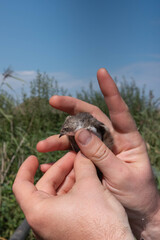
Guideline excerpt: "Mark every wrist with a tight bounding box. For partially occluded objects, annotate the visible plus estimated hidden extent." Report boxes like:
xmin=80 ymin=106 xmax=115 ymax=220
xmin=127 ymin=193 xmax=160 ymax=240
xmin=141 ymin=197 xmax=160 ymax=240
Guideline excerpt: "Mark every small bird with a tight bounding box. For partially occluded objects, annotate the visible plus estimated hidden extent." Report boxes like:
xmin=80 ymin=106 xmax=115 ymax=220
xmin=59 ymin=112 xmax=113 ymax=180
xmin=59 ymin=112 xmax=113 ymax=151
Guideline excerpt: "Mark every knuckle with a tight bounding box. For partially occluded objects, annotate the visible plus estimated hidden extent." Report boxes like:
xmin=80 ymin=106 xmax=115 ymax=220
xmin=91 ymin=142 xmax=110 ymax=163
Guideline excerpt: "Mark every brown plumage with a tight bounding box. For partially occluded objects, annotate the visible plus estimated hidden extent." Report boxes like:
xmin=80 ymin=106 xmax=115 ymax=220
xmin=59 ymin=112 xmax=113 ymax=181
xmin=59 ymin=112 xmax=113 ymax=152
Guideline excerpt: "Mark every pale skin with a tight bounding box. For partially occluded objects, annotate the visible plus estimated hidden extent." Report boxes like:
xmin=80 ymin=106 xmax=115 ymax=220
xmin=37 ymin=68 xmax=160 ymax=239
xmin=13 ymin=153 xmax=134 ymax=240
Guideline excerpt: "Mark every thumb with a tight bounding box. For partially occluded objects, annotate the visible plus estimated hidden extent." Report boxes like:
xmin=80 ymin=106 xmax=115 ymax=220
xmin=75 ymin=129 xmax=124 ymax=180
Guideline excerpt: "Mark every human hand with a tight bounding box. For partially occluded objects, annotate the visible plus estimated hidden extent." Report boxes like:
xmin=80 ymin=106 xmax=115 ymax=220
xmin=37 ymin=68 xmax=160 ymax=239
xmin=13 ymin=152 xmax=134 ymax=240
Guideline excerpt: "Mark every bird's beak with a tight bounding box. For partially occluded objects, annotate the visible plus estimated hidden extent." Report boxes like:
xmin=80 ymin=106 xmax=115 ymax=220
xmin=59 ymin=133 xmax=64 ymax=138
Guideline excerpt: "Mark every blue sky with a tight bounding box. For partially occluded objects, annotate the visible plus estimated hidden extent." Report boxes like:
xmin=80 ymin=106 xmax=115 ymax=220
xmin=0 ymin=0 xmax=160 ymax=98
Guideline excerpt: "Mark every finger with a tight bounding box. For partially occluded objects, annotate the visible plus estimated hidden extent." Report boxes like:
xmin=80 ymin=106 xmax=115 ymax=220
xmin=40 ymin=163 xmax=54 ymax=173
xmin=57 ymin=169 xmax=75 ymax=195
xmin=49 ymin=95 xmax=97 ymax=115
xmin=36 ymin=134 xmax=70 ymax=152
xmin=74 ymin=152 xmax=100 ymax=184
xmin=49 ymin=95 xmax=112 ymax=128
xmin=74 ymin=152 xmax=123 ymax=209
xmin=97 ymin=68 xmax=137 ymax=133
xmin=12 ymin=156 xmax=39 ymax=212
xmin=36 ymin=151 xmax=76 ymax=195
xmin=75 ymin=129 xmax=126 ymax=181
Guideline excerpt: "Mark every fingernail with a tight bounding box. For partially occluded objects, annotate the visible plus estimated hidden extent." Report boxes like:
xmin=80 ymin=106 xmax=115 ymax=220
xmin=77 ymin=130 xmax=92 ymax=145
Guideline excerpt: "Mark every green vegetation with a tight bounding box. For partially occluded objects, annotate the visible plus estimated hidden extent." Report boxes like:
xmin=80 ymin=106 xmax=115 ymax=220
xmin=0 ymin=71 xmax=160 ymax=239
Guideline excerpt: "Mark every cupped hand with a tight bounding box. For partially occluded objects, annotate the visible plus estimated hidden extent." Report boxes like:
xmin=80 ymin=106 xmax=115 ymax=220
xmin=13 ymin=152 xmax=134 ymax=240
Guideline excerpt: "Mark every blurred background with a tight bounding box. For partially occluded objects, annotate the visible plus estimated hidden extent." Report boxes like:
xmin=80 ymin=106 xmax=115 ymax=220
xmin=0 ymin=1 xmax=160 ymax=239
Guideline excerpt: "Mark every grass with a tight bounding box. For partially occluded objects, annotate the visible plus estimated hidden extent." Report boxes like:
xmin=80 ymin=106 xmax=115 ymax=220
xmin=0 ymin=72 xmax=160 ymax=239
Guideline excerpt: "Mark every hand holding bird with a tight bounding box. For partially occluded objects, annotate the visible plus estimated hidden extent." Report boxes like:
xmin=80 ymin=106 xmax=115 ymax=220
xmin=37 ymin=68 xmax=160 ymax=239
